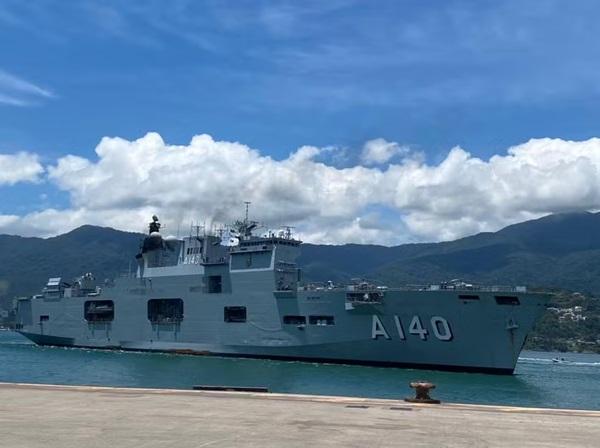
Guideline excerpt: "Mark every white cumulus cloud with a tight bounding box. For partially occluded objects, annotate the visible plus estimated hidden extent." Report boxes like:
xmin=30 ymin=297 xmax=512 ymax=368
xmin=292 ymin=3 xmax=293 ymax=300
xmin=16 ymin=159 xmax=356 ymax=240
xmin=0 ymin=152 xmax=44 ymax=185
xmin=3 ymin=133 xmax=600 ymax=244
xmin=360 ymin=138 xmax=409 ymax=165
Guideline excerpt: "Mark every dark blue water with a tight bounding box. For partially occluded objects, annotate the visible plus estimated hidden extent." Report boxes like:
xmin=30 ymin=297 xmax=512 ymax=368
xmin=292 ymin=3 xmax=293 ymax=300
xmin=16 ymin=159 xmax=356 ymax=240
xmin=1 ymin=330 xmax=599 ymax=410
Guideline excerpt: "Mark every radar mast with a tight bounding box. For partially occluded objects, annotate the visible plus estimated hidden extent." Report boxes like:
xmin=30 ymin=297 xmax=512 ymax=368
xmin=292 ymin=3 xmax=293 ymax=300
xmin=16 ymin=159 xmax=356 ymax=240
xmin=232 ymin=201 xmax=258 ymax=238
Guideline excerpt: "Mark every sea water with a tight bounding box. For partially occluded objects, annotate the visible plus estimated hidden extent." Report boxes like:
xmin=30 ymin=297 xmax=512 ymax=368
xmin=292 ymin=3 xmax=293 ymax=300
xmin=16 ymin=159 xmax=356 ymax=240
xmin=1 ymin=330 xmax=598 ymax=410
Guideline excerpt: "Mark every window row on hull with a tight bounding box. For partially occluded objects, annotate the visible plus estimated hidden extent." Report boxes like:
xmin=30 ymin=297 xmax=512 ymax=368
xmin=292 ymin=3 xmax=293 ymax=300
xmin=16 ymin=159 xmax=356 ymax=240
xmin=82 ymin=300 xmax=247 ymax=324
xmin=283 ymin=315 xmax=335 ymax=326
xmin=79 ymin=302 xmax=337 ymax=327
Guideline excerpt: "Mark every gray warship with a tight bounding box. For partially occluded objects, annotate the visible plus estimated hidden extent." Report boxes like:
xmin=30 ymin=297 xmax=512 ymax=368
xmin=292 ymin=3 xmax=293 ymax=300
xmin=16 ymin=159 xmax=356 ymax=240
xmin=15 ymin=213 xmax=550 ymax=374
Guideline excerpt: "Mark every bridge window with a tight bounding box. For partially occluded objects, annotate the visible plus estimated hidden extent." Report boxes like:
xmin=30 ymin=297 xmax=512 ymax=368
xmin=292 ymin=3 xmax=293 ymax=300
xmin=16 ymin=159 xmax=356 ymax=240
xmin=147 ymin=299 xmax=184 ymax=323
xmin=224 ymin=306 xmax=246 ymax=323
xmin=495 ymin=296 xmax=520 ymax=305
xmin=309 ymin=315 xmax=335 ymax=326
xmin=283 ymin=315 xmax=306 ymax=325
xmin=84 ymin=300 xmax=114 ymax=322
xmin=208 ymin=275 xmax=222 ymax=293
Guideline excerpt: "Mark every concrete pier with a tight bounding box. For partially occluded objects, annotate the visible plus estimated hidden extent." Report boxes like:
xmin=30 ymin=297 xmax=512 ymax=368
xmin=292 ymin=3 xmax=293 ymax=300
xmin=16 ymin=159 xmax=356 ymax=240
xmin=1 ymin=383 xmax=599 ymax=447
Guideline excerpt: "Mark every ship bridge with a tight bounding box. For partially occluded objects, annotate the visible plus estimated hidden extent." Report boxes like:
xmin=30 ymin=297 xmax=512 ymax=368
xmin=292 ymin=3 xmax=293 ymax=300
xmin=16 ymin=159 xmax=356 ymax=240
xmin=135 ymin=214 xmax=302 ymax=294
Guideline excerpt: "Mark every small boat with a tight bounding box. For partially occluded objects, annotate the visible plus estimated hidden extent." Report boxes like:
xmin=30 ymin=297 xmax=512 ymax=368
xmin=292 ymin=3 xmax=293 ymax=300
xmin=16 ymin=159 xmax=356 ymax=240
xmin=552 ymin=357 xmax=567 ymax=363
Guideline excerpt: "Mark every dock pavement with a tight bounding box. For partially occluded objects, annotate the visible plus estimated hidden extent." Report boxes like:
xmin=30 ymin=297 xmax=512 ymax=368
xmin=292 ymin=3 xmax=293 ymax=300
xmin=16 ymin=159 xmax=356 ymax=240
xmin=1 ymin=382 xmax=599 ymax=447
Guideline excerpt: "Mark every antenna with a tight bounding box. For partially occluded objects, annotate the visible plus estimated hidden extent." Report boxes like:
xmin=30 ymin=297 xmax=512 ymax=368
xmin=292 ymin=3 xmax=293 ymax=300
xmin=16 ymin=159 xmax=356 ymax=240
xmin=284 ymin=226 xmax=294 ymax=240
xmin=244 ymin=201 xmax=251 ymax=224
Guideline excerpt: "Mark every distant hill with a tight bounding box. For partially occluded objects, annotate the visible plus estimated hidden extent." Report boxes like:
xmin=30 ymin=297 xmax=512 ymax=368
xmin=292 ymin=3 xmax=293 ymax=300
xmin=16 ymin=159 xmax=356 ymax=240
xmin=0 ymin=225 xmax=142 ymax=303
xmin=300 ymin=212 xmax=600 ymax=294
xmin=3 ymin=212 xmax=600 ymax=305
xmin=388 ymin=212 xmax=600 ymax=292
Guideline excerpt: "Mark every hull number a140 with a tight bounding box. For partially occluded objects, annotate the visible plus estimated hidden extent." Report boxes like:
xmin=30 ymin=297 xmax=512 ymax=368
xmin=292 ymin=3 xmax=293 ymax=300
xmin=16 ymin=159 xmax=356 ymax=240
xmin=372 ymin=315 xmax=453 ymax=341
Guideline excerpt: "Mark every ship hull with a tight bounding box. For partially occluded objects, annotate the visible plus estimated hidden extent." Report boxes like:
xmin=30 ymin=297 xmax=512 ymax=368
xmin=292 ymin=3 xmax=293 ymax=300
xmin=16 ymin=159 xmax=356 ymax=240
xmin=17 ymin=331 xmax=515 ymax=374
xmin=15 ymin=274 xmax=549 ymax=374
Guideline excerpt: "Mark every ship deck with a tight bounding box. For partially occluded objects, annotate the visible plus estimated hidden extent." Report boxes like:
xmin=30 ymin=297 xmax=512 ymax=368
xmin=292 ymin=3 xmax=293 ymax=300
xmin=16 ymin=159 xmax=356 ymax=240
xmin=0 ymin=382 xmax=598 ymax=447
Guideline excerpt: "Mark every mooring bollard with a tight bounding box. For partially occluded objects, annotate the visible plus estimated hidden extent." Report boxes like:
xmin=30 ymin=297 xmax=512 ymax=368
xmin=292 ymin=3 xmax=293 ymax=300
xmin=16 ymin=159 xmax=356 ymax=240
xmin=404 ymin=381 xmax=440 ymax=404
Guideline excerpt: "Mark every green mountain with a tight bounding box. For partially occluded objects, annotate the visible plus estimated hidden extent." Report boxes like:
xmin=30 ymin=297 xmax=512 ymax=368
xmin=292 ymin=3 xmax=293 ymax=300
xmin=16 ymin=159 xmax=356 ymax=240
xmin=2 ymin=212 xmax=600 ymax=300
xmin=0 ymin=225 xmax=141 ymax=303
xmin=301 ymin=212 xmax=600 ymax=294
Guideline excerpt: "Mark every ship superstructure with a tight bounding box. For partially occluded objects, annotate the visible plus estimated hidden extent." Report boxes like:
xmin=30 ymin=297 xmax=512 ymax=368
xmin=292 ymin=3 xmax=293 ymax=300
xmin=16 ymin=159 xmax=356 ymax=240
xmin=15 ymin=214 xmax=550 ymax=374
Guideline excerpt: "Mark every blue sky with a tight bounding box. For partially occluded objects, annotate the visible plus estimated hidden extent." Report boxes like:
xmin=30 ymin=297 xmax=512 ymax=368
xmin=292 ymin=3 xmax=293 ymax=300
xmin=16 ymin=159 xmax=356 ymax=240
xmin=2 ymin=1 xmax=600 ymax=243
